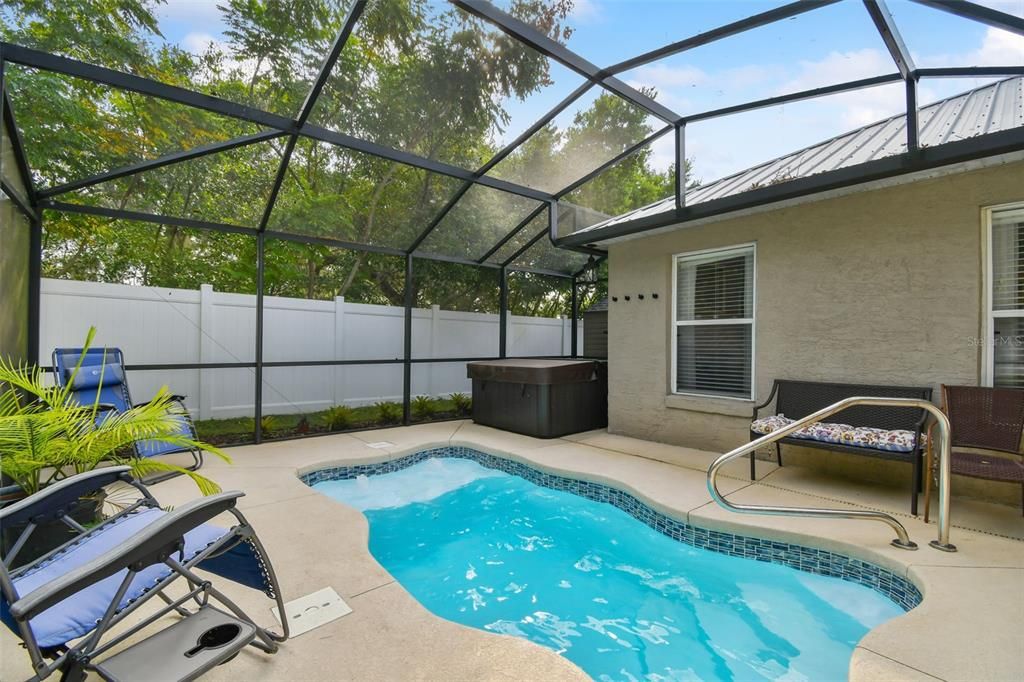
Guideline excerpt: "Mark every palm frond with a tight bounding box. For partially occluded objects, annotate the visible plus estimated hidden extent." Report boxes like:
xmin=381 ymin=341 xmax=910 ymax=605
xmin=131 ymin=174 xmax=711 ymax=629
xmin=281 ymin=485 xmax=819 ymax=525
xmin=128 ymin=458 xmax=223 ymax=496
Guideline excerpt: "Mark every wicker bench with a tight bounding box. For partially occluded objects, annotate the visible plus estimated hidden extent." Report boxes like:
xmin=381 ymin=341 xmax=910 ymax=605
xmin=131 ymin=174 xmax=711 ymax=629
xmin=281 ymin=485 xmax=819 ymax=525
xmin=750 ymin=379 xmax=933 ymax=515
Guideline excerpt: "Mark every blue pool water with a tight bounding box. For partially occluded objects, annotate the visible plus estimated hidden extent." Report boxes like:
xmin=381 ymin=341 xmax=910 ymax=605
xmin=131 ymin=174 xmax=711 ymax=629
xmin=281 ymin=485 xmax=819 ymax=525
xmin=314 ymin=458 xmax=905 ymax=681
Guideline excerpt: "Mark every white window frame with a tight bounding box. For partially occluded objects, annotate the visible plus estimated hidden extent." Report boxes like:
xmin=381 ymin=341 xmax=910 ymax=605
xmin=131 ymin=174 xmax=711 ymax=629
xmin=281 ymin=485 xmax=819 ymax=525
xmin=671 ymin=242 xmax=757 ymax=401
xmin=983 ymin=201 xmax=1024 ymax=387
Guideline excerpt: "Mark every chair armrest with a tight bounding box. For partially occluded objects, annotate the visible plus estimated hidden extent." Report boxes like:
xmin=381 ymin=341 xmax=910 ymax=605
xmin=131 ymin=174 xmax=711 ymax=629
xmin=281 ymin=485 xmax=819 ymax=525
xmin=0 ymin=466 xmax=134 ymax=526
xmin=751 ymin=382 xmax=780 ymax=420
xmin=9 ymin=491 xmax=245 ymax=622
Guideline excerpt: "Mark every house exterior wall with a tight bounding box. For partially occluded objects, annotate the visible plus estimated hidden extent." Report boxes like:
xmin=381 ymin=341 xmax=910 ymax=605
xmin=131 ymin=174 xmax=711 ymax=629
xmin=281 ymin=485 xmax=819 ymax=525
xmin=606 ymin=160 xmax=1024 ymax=492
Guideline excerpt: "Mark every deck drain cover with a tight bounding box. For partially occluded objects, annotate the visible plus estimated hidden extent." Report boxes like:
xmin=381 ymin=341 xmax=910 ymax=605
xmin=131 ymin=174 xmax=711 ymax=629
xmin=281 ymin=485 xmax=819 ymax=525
xmin=365 ymin=441 xmax=395 ymax=449
xmin=271 ymin=587 xmax=352 ymax=637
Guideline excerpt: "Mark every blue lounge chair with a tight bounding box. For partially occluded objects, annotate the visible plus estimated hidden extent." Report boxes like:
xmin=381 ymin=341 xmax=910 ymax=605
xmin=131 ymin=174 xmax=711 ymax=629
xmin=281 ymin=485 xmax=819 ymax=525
xmin=52 ymin=347 xmax=204 ymax=476
xmin=0 ymin=467 xmax=289 ymax=681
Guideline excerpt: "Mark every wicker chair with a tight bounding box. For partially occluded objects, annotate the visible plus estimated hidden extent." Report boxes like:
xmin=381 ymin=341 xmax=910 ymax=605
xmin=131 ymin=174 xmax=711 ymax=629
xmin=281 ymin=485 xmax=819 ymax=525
xmin=924 ymin=385 xmax=1024 ymax=521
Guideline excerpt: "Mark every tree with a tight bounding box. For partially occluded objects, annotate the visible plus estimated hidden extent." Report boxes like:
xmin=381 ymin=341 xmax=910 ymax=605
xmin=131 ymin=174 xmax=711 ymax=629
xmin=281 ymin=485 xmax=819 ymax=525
xmin=2 ymin=0 xmax=684 ymax=314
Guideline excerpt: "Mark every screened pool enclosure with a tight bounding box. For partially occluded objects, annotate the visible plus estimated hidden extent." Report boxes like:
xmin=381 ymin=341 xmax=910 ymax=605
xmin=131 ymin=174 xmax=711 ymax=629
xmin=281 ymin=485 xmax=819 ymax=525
xmin=1 ymin=0 xmax=1022 ymax=444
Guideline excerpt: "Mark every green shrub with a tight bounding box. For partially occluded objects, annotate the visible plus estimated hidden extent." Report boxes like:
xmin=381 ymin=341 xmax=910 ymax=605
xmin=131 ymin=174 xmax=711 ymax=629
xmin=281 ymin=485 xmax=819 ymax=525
xmin=375 ymin=401 xmax=402 ymax=424
xmin=259 ymin=415 xmax=278 ymax=436
xmin=411 ymin=395 xmax=437 ymax=420
xmin=322 ymin=405 xmax=354 ymax=431
xmin=245 ymin=413 xmax=278 ymax=436
xmin=450 ymin=392 xmax=471 ymax=415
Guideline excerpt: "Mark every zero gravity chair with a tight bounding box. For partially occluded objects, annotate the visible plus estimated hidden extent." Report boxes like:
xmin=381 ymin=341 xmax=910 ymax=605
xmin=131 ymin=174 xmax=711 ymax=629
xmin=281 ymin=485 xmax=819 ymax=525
xmin=0 ymin=467 xmax=289 ymax=681
xmin=52 ymin=347 xmax=204 ymax=476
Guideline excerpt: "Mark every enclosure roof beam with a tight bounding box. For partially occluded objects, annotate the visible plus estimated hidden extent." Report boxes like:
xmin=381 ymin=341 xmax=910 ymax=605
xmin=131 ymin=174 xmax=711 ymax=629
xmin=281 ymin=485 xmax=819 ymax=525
xmin=555 ymin=125 xmax=1024 ymax=247
xmin=555 ymin=125 xmax=673 ymax=199
xmin=910 ymin=0 xmax=1024 ymax=36
xmin=480 ymin=118 xmax=666 ymax=268
xmin=603 ymin=0 xmax=841 ymax=77
xmin=477 ymin=204 xmax=547 ymax=263
xmin=40 ymin=200 xmax=258 ymax=235
xmin=863 ymin=0 xmax=916 ymax=78
xmin=3 ymin=88 xmax=37 ymax=204
xmin=0 ymin=42 xmax=297 ymax=131
xmin=258 ymin=0 xmax=368 ymax=233
xmin=502 ymin=223 xmax=548 ymax=267
xmin=406 ymin=81 xmax=592 ymax=254
xmin=299 ymin=122 xmax=554 ymax=201
xmin=917 ymin=66 xmax=1024 ymax=78
xmin=450 ymin=0 xmax=679 ymax=123
xmin=38 ymin=130 xmax=287 ymax=199
xmin=0 ymin=41 xmax=553 ymax=205
xmin=1 ymin=179 xmax=37 ymax=221
xmin=39 ymin=199 xmax=573 ymax=277
xmin=682 ymin=73 xmax=903 ymax=124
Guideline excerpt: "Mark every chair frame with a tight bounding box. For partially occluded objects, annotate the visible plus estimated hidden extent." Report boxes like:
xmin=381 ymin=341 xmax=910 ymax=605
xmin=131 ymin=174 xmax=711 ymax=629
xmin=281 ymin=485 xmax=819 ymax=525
xmin=924 ymin=384 xmax=1024 ymax=521
xmin=0 ymin=467 xmax=289 ymax=681
xmin=51 ymin=347 xmax=204 ymax=478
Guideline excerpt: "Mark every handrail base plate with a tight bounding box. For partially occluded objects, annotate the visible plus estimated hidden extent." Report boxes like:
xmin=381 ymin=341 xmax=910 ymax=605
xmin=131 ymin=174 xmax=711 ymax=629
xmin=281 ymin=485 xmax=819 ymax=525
xmin=928 ymin=540 xmax=957 ymax=553
xmin=891 ymin=538 xmax=918 ymax=550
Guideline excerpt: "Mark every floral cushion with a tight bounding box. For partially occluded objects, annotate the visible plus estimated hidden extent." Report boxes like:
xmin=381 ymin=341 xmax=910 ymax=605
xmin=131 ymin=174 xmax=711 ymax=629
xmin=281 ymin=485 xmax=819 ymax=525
xmin=751 ymin=414 xmax=921 ymax=452
xmin=840 ymin=426 xmax=921 ymax=452
xmin=792 ymin=421 xmax=853 ymax=444
xmin=750 ymin=414 xmax=793 ymax=434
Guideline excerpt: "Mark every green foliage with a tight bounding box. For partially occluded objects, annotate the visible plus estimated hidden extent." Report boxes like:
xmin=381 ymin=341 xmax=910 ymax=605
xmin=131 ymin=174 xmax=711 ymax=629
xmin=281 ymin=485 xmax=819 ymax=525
xmin=0 ymin=327 xmax=228 ymax=495
xmin=449 ymin=392 xmax=471 ymax=415
xmin=322 ymin=405 xmax=354 ymax=431
xmin=374 ymin=401 xmax=402 ymax=425
xmin=1 ymin=0 xmax=686 ymax=311
xmin=411 ymin=395 xmax=436 ymax=420
xmin=259 ymin=415 xmax=277 ymax=436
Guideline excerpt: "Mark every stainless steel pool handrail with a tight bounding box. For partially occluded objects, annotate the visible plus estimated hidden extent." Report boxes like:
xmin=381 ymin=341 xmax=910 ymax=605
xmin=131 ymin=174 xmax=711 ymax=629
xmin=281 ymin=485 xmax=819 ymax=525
xmin=707 ymin=396 xmax=957 ymax=552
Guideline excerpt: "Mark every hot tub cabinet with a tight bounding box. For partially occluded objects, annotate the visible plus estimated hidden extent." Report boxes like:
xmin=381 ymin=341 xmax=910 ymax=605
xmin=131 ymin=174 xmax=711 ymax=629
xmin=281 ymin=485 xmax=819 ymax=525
xmin=467 ymin=359 xmax=607 ymax=438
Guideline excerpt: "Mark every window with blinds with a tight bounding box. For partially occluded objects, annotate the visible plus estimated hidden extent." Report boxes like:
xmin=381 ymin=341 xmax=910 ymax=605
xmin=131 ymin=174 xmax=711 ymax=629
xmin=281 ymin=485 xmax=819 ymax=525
xmin=989 ymin=204 xmax=1024 ymax=389
xmin=673 ymin=244 xmax=755 ymax=399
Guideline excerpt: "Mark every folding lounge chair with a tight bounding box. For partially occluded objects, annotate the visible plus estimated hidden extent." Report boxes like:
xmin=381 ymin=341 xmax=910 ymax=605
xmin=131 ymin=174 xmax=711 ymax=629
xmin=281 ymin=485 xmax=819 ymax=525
xmin=0 ymin=466 xmax=289 ymax=681
xmin=52 ymin=347 xmax=204 ymax=475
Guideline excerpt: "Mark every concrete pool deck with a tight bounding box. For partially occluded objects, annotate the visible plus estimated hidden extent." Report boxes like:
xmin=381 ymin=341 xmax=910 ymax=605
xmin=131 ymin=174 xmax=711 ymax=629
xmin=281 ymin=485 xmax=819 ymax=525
xmin=2 ymin=421 xmax=1022 ymax=681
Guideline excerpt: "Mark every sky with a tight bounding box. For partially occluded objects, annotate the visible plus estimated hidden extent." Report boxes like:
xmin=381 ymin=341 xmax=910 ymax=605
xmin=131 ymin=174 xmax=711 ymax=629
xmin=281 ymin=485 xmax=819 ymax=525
xmin=154 ymin=0 xmax=1024 ymax=186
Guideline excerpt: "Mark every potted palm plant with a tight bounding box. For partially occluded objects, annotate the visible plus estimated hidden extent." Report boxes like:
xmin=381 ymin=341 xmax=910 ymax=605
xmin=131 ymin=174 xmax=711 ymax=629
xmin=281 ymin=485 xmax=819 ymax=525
xmin=0 ymin=328 xmax=229 ymax=562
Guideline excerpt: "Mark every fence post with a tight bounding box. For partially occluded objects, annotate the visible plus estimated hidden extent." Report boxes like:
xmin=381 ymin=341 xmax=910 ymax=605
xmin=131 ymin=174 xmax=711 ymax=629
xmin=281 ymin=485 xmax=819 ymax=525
xmin=198 ymin=284 xmax=214 ymax=420
xmin=429 ymin=304 xmax=440 ymax=397
xmin=334 ymin=296 xmax=346 ymax=407
xmin=506 ymin=312 xmax=514 ymax=357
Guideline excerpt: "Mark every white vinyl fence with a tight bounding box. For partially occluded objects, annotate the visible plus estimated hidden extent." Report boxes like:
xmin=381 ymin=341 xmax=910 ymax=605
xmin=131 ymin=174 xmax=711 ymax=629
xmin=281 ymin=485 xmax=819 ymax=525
xmin=40 ymin=279 xmax=581 ymax=420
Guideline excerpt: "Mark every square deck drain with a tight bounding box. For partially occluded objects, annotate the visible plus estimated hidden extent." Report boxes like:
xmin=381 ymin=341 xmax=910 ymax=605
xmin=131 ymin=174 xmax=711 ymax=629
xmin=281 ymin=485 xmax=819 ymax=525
xmin=271 ymin=587 xmax=352 ymax=637
xmin=365 ymin=441 xmax=395 ymax=449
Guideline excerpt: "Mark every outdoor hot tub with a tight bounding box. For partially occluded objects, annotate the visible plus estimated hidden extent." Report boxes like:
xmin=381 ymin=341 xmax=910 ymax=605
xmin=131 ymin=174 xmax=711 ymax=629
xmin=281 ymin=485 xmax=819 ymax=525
xmin=466 ymin=359 xmax=607 ymax=438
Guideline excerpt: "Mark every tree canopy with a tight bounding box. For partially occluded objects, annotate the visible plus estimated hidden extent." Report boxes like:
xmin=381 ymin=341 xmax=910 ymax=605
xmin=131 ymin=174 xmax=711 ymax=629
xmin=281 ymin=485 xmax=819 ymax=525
xmin=2 ymin=0 xmax=688 ymax=314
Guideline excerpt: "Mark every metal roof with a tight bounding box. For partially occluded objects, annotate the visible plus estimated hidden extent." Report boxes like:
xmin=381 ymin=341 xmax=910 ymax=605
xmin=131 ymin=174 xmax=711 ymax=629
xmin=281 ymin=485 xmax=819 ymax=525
xmin=578 ymin=77 xmax=1024 ymax=235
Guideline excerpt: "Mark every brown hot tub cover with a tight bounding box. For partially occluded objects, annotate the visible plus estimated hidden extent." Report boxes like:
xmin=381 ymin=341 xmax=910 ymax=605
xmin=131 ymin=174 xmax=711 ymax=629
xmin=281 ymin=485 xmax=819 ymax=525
xmin=466 ymin=359 xmax=597 ymax=385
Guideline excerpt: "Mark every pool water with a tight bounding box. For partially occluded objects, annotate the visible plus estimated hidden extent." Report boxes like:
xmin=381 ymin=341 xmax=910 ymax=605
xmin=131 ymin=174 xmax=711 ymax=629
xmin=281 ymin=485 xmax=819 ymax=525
xmin=314 ymin=458 xmax=904 ymax=681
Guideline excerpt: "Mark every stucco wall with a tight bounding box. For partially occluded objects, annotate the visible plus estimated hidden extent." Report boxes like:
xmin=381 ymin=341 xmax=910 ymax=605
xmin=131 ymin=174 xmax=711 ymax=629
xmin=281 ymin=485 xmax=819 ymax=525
xmin=607 ymin=161 xmax=1024 ymax=468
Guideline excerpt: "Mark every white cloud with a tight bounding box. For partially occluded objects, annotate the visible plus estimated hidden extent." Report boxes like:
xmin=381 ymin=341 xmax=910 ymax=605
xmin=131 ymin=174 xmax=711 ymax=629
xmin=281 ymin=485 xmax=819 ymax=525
xmin=181 ymin=32 xmax=226 ymax=56
xmin=570 ymin=0 xmax=603 ymax=24
xmin=969 ymin=27 xmax=1024 ymax=65
xmin=155 ymin=0 xmax=227 ymax=26
xmin=631 ymin=62 xmax=708 ymax=88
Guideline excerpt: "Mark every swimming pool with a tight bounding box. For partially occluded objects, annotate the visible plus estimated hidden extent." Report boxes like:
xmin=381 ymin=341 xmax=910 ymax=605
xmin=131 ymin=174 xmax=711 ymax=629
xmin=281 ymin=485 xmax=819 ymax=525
xmin=304 ymin=448 xmax=917 ymax=681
